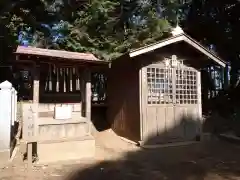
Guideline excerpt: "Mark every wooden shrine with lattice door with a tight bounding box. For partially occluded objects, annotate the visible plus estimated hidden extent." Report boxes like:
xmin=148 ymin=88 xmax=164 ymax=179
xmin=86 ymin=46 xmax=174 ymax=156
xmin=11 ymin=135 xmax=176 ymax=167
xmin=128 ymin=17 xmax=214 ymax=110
xmin=144 ymin=55 xmax=200 ymax=143
xmin=107 ymin=30 xmax=226 ymax=145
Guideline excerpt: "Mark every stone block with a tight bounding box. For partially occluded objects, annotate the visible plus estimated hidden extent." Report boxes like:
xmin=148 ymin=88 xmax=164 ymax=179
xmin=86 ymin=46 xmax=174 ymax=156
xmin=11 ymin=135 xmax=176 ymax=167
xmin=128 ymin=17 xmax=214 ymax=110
xmin=37 ymin=136 xmax=95 ymax=164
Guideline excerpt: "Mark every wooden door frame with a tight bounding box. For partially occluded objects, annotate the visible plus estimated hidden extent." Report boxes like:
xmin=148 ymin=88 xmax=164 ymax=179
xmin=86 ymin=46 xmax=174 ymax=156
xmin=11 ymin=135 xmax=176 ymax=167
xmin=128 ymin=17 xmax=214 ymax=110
xmin=140 ymin=62 xmax=202 ymax=142
xmin=139 ymin=66 xmax=147 ymax=141
xmin=197 ymin=71 xmax=202 ymax=137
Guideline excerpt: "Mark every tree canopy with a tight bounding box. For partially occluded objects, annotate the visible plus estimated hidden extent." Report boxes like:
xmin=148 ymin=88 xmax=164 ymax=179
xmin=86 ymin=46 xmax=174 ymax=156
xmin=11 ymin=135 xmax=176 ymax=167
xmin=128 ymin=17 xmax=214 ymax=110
xmin=1 ymin=0 xmax=240 ymax=67
xmin=0 ymin=0 xmax=190 ymax=61
xmin=60 ymin=0 xmax=191 ymax=60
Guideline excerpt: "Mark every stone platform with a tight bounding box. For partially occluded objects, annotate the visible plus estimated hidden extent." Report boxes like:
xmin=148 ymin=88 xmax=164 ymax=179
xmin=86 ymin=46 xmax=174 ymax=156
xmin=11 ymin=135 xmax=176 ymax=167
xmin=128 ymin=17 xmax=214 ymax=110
xmin=37 ymin=135 xmax=95 ymax=164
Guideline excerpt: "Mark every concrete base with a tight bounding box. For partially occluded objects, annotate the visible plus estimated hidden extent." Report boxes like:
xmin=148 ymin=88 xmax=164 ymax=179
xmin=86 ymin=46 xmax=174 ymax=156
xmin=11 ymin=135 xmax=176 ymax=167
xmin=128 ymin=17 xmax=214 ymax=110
xmin=201 ymin=133 xmax=219 ymax=141
xmin=139 ymin=141 xmax=199 ymax=149
xmin=0 ymin=149 xmax=10 ymax=167
xmin=218 ymin=133 xmax=240 ymax=144
xmin=37 ymin=135 xmax=95 ymax=164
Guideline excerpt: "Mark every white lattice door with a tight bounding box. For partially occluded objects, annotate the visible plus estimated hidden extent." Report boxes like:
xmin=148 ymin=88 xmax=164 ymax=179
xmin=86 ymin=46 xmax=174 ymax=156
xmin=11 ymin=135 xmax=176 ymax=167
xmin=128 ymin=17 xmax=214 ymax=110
xmin=142 ymin=55 xmax=201 ymax=143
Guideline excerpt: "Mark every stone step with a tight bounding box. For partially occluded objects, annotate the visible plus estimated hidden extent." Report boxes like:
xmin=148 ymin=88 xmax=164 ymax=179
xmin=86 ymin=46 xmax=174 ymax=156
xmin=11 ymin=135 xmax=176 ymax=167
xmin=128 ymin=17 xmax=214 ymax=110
xmin=38 ymin=114 xmax=90 ymax=142
xmin=37 ymin=135 xmax=95 ymax=164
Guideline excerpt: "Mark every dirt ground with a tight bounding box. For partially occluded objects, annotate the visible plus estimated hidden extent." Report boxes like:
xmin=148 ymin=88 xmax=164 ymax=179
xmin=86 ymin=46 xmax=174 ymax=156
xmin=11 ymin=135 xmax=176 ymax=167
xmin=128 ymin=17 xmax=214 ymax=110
xmin=1 ymin=131 xmax=240 ymax=180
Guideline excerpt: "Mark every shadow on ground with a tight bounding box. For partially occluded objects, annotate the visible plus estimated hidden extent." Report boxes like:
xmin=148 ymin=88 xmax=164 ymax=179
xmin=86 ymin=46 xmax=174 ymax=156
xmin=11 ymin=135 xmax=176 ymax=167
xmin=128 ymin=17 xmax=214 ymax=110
xmin=63 ymin=140 xmax=240 ymax=180
xmin=63 ymin=115 xmax=240 ymax=180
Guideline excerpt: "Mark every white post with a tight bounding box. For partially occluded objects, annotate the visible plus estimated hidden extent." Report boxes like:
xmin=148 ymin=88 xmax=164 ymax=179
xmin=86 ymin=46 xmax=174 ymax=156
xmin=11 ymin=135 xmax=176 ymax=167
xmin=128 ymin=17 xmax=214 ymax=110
xmin=0 ymin=81 xmax=12 ymax=154
xmin=11 ymin=88 xmax=14 ymax=126
xmin=11 ymin=87 xmax=17 ymax=126
xmin=14 ymin=89 xmax=17 ymax=124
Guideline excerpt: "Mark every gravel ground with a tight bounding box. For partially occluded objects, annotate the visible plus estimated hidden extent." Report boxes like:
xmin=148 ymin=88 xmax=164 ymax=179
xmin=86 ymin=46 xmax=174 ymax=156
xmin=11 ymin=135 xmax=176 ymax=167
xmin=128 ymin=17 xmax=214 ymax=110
xmin=1 ymin=130 xmax=240 ymax=180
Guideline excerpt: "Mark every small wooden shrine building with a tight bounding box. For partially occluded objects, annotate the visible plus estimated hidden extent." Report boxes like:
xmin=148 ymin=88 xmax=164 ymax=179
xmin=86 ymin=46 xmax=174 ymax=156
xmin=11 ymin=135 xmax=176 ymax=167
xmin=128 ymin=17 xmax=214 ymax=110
xmin=107 ymin=27 xmax=226 ymax=145
xmin=15 ymin=46 xmax=108 ymax=163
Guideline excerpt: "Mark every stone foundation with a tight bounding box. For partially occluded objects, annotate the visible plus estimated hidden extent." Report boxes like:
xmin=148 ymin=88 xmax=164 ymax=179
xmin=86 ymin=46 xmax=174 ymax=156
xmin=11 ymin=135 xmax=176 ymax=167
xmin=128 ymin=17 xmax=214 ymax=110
xmin=37 ymin=135 xmax=95 ymax=164
xmin=0 ymin=149 xmax=10 ymax=167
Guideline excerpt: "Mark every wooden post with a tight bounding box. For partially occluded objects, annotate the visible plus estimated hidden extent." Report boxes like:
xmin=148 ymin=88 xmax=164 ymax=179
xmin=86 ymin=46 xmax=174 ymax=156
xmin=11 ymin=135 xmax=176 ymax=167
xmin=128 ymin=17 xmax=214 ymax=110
xmin=69 ymin=68 xmax=73 ymax=92
xmin=27 ymin=143 xmax=33 ymax=169
xmin=80 ymin=69 xmax=86 ymax=117
xmin=224 ymin=64 xmax=229 ymax=90
xmin=28 ymin=64 xmax=40 ymax=169
xmin=197 ymin=71 xmax=202 ymax=139
xmin=80 ymin=68 xmax=91 ymax=134
xmin=139 ymin=68 xmax=143 ymax=141
xmin=141 ymin=67 xmax=147 ymax=142
xmin=85 ymin=68 xmax=91 ymax=134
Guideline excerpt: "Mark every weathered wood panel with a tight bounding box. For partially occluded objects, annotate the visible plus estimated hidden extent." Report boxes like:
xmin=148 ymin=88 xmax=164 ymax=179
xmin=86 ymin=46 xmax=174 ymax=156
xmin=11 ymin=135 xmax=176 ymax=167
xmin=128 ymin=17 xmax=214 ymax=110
xmin=141 ymin=54 xmax=201 ymax=144
xmin=107 ymin=55 xmax=141 ymax=141
xmin=156 ymin=107 xmax=166 ymax=136
xmin=146 ymin=107 xmax=158 ymax=138
xmin=165 ymin=106 xmax=176 ymax=138
xmin=32 ymin=65 xmax=40 ymax=142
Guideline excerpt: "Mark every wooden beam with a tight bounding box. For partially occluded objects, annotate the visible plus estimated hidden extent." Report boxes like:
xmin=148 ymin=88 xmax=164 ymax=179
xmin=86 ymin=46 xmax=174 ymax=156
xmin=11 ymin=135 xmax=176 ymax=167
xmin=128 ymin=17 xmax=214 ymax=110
xmin=139 ymin=67 xmax=143 ymax=140
xmin=16 ymin=54 xmax=107 ymax=66
xmin=27 ymin=142 xmax=33 ymax=170
xmin=224 ymin=65 xmax=229 ymax=90
xmin=197 ymin=71 xmax=203 ymax=139
xmin=85 ymin=68 xmax=92 ymax=134
xmin=80 ymin=68 xmax=92 ymax=134
xmin=80 ymin=70 xmax=86 ymax=117
xmin=141 ymin=67 xmax=147 ymax=141
xmin=28 ymin=64 xmax=40 ymax=168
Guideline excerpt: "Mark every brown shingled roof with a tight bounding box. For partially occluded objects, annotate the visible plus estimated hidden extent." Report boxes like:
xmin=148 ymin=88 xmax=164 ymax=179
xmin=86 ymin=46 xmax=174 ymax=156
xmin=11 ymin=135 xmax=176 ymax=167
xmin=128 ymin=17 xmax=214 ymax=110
xmin=129 ymin=33 xmax=226 ymax=67
xmin=15 ymin=46 xmax=105 ymax=63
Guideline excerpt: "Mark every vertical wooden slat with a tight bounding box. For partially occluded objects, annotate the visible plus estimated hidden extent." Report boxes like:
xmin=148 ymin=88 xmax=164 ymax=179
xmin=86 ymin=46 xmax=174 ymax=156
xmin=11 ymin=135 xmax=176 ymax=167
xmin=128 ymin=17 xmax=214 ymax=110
xmin=49 ymin=64 xmax=52 ymax=91
xmin=80 ymin=69 xmax=85 ymax=117
xmin=63 ymin=68 xmax=66 ymax=92
xmin=52 ymin=65 xmax=56 ymax=92
xmin=66 ymin=68 xmax=69 ymax=92
xmin=56 ymin=67 xmax=59 ymax=92
xmin=44 ymin=68 xmax=48 ymax=92
xmin=76 ymin=68 xmax=80 ymax=90
xmin=59 ymin=67 xmax=62 ymax=92
xmin=72 ymin=68 xmax=76 ymax=91
xmin=69 ymin=68 xmax=73 ymax=92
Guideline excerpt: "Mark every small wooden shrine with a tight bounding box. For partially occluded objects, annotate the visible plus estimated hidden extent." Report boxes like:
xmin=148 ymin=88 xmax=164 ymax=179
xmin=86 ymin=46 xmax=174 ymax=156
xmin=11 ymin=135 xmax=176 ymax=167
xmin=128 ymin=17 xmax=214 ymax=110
xmin=107 ymin=27 xmax=226 ymax=145
xmin=15 ymin=46 xmax=108 ymax=163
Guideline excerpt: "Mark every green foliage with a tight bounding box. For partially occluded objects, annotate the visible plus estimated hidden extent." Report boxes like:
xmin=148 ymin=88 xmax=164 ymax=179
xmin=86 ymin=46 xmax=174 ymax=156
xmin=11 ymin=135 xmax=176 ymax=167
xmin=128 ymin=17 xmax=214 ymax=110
xmin=184 ymin=0 xmax=240 ymax=87
xmin=0 ymin=0 xmax=62 ymax=63
xmin=0 ymin=0 xmax=190 ymax=61
xmin=60 ymin=0 xmax=174 ymax=61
